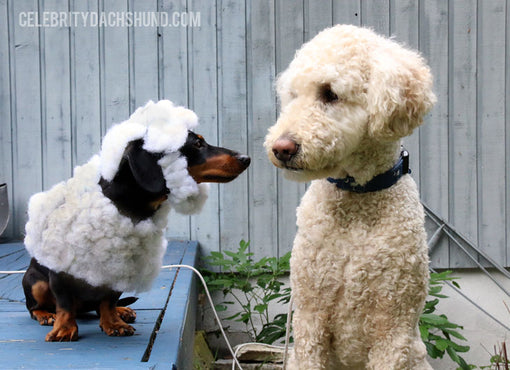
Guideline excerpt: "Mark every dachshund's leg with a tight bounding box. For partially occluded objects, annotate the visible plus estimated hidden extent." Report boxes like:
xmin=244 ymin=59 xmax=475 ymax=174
xmin=99 ymin=298 xmax=135 ymax=336
xmin=45 ymin=271 xmax=78 ymax=342
xmin=22 ymin=259 xmax=56 ymax=326
xmin=45 ymin=306 xmax=78 ymax=342
xmin=29 ymin=280 xmax=56 ymax=325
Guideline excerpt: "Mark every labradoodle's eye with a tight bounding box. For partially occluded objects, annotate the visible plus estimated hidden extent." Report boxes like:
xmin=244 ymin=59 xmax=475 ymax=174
xmin=319 ymin=84 xmax=339 ymax=103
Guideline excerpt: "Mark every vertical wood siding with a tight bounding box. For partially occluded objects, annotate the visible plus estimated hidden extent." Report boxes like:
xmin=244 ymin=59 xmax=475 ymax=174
xmin=1 ymin=0 xmax=509 ymax=268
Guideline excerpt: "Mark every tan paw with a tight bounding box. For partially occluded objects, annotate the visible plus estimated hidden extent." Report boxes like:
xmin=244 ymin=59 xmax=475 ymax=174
xmin=116 ymin=306 xmax=136 ymax=323
xmin=32 ymin=310 xmax=56 ymax=326
xmin=45 ymin=324 xmax=78 ymax=342
xmin=100 ymin=322 xmax=135 ymax=336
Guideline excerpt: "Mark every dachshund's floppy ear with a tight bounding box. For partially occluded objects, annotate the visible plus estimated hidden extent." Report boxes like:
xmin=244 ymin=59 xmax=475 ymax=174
xmin=124 ymin=140 xmax=167 ymax=194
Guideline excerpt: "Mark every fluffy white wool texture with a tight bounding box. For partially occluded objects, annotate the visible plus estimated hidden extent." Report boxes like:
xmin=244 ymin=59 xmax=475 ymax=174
xmin=24 ymin=100 xmax=208 ymax=292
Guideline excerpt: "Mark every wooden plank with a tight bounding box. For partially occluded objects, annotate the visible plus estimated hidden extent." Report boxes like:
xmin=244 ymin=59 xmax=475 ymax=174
xmin=40 ymin=0 xmax=72 ymax=188
xmin=391 ymin=0 xmax=421 ymax=189
xmin=130 ymin=0 xmax=159 ymax=109
xmin=305 ymin=0 xmax=333 ymax=41
xmin=216 ymin=0 xmax=250 ymax=254
xmin=476 ymin=0 xmax=506 ymax=264
xmin=174 ymin=242 xmax=198 ymax=368
xmin=0 ymin=300 xmax=26 ymax=312
xmin=159 ymin=0 xmax=191 ymax=240
xmin=419 ymin=0 xmax=449 ymax=268
xmin=102 ymin=0 xmax=130 ymax=131
xmin=246 ymin=0 xmax=278 ymax=259
xmin=188 ymin=0 xmax=220 ymax=255
xmin=275 ymin=0 xmax=304 ymax=74
xmin=0 ymin=242 xmax=25 ymax=256
xmin=71 ymin=0 xmax=102 ymax=166
xmin=361 ymin=0 xmax=390 ymax=36
xmin=390 ymin=0 xmax=419 ymax=45
xmin=0 ymin=0 xmax=14 ymax=238
xmin=333 ymin=0 xmax=361 ymax=26
xmin=507 ymin=1 xmax=510 ymax=267
xmin=275 ymin=0 xmax=305 ymax=256
xmin=448 ymin=0 xmax=478 ymax=268
xmin=11 ymin=0 xmax=43 ymax=237
xmin=159 ymin=0 xmax=189 ymax=107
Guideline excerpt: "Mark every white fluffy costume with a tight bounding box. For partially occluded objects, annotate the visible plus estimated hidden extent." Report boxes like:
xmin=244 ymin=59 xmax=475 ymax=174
xmin=265 ymin=25 xmax=436 ymax=369
xmin=25 ymin=100 xmax=208 ymax=293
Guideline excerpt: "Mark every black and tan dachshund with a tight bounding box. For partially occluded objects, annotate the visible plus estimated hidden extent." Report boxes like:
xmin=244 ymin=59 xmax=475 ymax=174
xmin=22 ymin=131 xmax=250 ymax=341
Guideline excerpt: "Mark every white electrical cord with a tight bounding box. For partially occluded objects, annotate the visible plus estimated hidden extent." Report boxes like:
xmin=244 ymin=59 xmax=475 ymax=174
xmin=0 ymin=264 xmax=293 ymax=370
xmin=0 ymin=270 xmax=26 ymax=274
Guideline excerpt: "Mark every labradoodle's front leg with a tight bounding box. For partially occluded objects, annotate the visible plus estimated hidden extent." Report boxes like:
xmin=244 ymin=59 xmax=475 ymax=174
xmin=287 ymin=307 xmax=332 ymax=370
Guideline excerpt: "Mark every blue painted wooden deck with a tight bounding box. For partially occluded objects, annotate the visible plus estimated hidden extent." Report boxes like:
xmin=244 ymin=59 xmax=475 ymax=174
xmin=0 ymin=240 xmax=199 ymax=369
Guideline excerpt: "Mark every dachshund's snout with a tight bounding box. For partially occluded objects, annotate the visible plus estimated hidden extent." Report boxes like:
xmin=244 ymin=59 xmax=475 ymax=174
xmin=272 ymin=137 xmax=299 ymax=163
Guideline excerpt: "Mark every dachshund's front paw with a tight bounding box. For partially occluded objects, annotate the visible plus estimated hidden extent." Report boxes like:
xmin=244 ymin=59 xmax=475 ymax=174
xmin=100 ymin=321 xmax=135 ymax=336
xmin=45 ymin=323 xmax=78 ymax=342
xmin=32 ymin=310 xmax=56 ymax=326
xmin=45 ymin=310 xmax=78 ymax=341
xmin=116 ymin=306 xmax=136 ymax=323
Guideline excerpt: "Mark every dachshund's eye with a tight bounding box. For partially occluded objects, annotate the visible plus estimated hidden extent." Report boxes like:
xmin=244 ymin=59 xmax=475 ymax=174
xmin=194 ymin=139 xmax=203 ymax=149
xmin=319 ymin=84 xmax=339 ymax=103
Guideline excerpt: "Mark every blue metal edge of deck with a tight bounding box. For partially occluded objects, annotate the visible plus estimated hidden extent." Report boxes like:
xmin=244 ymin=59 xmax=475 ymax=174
xmin=0 ymin=240 xmax=200 ymax=369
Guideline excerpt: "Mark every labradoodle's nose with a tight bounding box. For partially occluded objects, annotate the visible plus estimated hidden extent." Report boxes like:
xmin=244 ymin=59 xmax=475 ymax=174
xmin=272 ymin=138 xmax=298 ymax=162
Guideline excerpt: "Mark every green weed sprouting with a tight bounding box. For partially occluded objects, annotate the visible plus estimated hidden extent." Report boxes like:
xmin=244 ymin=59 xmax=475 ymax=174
xmin=201 ymin=240 xmax=291 ymax=344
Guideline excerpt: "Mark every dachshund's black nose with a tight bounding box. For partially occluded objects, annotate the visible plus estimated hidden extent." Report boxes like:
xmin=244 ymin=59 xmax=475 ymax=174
xmin=238 ymin=155 xmax=251 ymax=168
xmin=272 ymin=137 xmax=298 ymax=162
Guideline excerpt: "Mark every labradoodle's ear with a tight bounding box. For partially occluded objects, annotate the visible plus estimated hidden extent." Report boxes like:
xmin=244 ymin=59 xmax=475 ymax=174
xmin=367 ymin=46 xmax=436 ymax=141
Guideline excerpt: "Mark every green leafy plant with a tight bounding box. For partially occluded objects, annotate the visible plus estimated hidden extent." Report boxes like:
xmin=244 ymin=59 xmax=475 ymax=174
xmin=201 ymin=240 xmax=291 ymax=344
xmin=420 ymin=271 xmax=473 ymax=370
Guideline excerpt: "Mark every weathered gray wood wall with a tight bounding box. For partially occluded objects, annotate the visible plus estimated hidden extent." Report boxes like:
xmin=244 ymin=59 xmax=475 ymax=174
xmin=1 ymin=0 xmax=509 ymax=268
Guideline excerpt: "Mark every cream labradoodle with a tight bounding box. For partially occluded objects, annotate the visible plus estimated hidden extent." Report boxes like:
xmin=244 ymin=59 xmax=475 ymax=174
xmin=265 ymin=25 xmax=436 ymax=369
